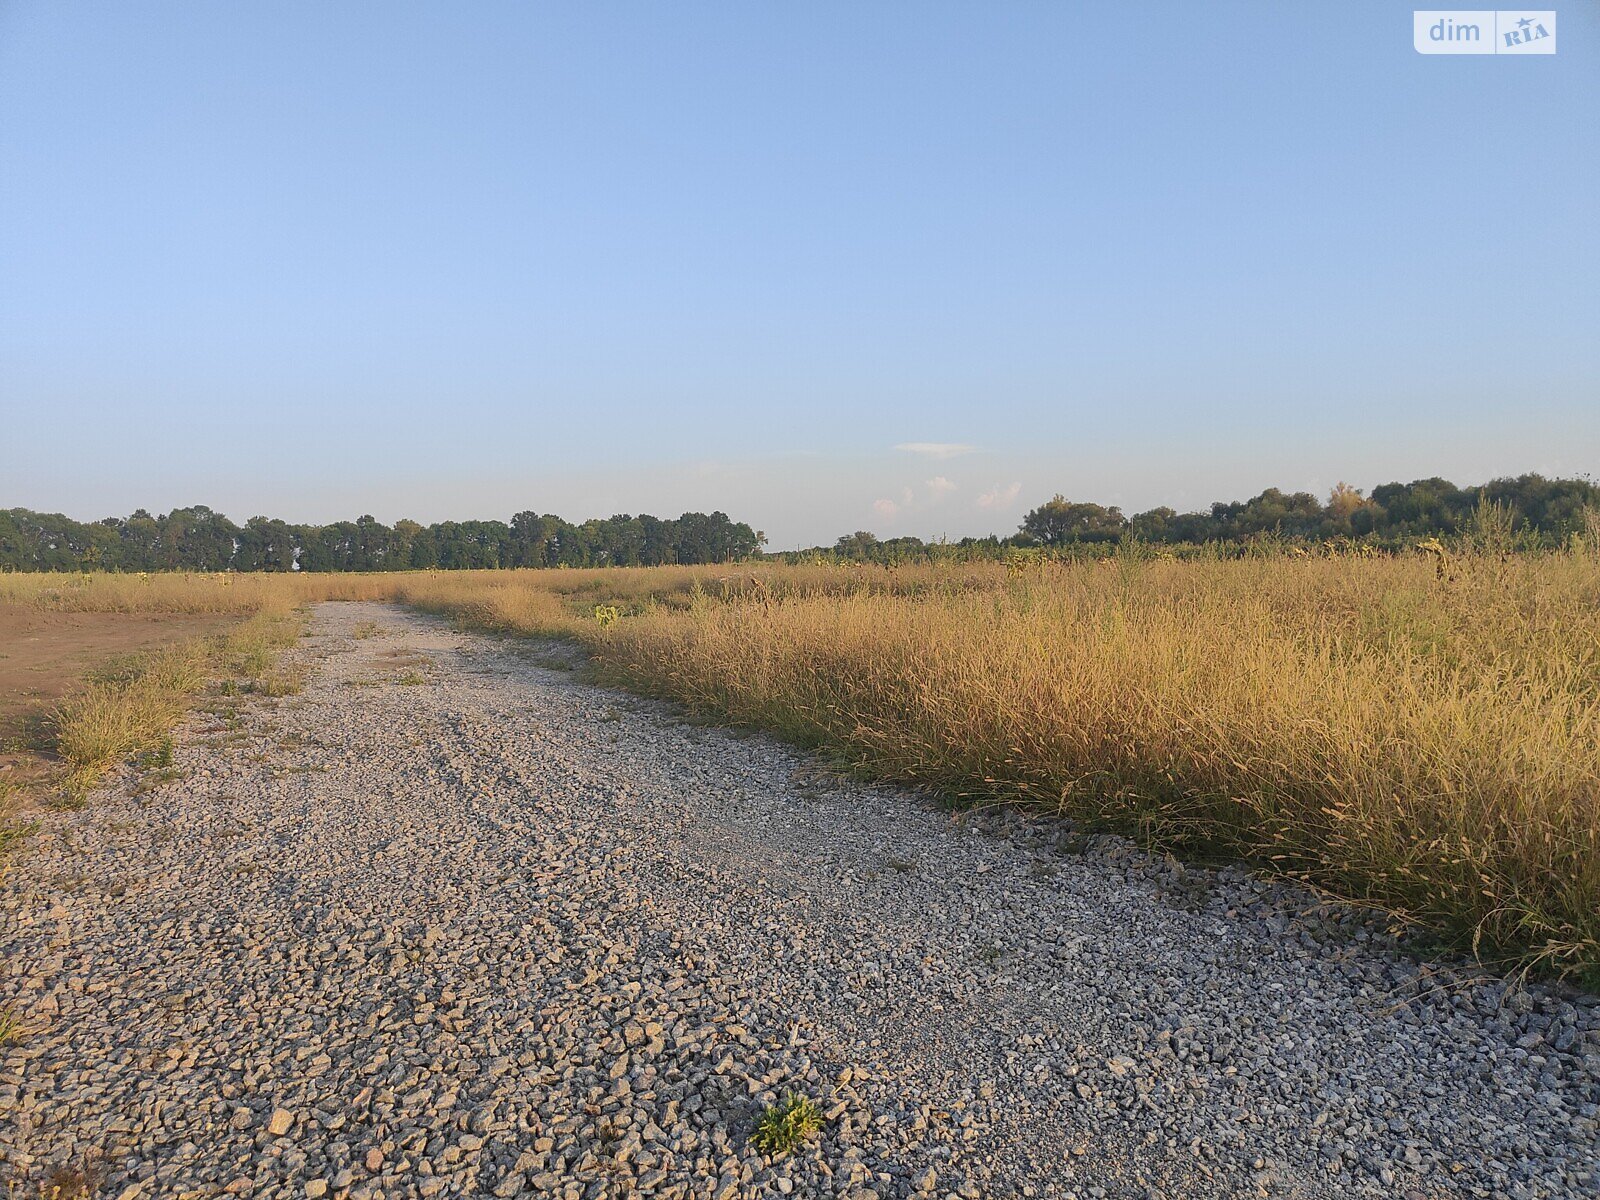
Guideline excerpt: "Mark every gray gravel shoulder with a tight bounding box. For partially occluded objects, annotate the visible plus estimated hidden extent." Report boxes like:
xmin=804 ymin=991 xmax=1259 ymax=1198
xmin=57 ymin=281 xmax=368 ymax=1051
xmin=1 ymin=602 xmax=1595 ymax=1200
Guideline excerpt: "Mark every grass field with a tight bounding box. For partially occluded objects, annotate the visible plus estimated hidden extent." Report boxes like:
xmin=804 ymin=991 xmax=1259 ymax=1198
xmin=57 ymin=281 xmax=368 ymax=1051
xmin=0 ymin=576 xmax=316 ymax=808
xmin=3 ymin=548 xmax=1596 ymax=982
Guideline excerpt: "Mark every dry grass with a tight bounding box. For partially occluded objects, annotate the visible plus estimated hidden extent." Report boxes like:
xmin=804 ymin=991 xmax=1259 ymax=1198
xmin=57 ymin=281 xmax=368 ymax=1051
xmin=51 ymin=608 xmax=306 ymax=793
xmin=0 ymin=573 xmax=324 ymax=791
xmin=0 ymin=570 xmax=394 ymax=614
xmin=5 ymin=1155 xmax=105 ymax=1200
xmin=5 ymin=553 xmax=1597 ymax=980
xmin=0 ymin=1005 xmax=25 ymax=1046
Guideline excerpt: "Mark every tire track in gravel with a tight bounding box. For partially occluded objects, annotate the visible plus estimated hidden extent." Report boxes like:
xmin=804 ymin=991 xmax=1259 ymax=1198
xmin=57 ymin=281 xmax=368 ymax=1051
xmin=1 ymin=602 xmax=1595 ymax=1200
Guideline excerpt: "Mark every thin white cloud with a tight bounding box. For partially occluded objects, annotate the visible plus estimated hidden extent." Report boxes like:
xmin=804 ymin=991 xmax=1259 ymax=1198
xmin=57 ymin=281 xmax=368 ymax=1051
xmin=875 ymin=480 xmax=956 ymax=525
xmin=976 ymin=482 xmax=1022 ymax=510
xmin=894 ymin=442 xmax=978 ymax=460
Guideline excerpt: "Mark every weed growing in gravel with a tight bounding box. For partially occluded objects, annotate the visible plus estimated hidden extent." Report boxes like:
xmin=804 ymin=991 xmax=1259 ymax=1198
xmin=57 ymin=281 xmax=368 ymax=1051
xmin=10 ymin=1155 xmax=105 ymax=1200
xmin=352 ymin=620 xmax=384 ymax=639
xmin=397 ymin=669 xmax=428 ymax=686
xmin=0 ymin=1006 xmax=26 ymax=1046
xmin=129 ymin=767 xmax=185 ymax=797
xmin=0 ymin=818 xmax=35 ymax=860
xmin=751 ymin=1093 xmax=823 ymax=1156
xmin=133 ymin=736 xmax=174 ymax=770
xmin=252 ymin=665 xmax=306 ymax=697
xmin=0 ymin=779 xmax=30 ymax=863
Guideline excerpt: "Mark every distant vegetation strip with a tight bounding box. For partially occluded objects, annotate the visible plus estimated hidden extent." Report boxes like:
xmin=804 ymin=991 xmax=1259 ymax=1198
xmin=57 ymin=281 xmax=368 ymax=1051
xmin=0 ymin=508 xmax=764 ymax=573
xmin=802 ymin=473 xmax=1600 ymax=563
xmin=3 ymin=473 xmax=1596 ymax=573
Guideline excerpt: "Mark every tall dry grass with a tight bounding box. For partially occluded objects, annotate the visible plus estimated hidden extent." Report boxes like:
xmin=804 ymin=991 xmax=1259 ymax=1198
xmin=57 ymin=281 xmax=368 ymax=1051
xmin=0 ymin=570 xmax=396 ymax=613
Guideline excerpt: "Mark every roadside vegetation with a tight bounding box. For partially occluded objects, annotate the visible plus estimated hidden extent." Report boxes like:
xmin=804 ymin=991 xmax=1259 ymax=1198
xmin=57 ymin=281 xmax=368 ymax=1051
xmin=3 ymin=507 xmax=1597 ymax=983
xmin=0 ymin=578 xmax=315 ymax=816
xmin=51 ymin=610 xmax=307 ymax=794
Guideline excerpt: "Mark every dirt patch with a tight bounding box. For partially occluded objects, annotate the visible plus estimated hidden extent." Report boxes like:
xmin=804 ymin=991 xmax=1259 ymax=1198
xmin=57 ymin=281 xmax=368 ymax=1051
xmin=0 ymin=606 xmax=238 ymax=774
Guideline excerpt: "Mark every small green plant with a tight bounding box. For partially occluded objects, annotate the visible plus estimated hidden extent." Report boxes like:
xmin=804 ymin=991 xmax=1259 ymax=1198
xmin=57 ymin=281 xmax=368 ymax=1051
xmin=352 ymin=620 xmax=383 ymax=639
xmin=0 ymin=776 xmax=24 ymax=850
xmin=253 ymin=666 xmax=306 ymax=697
xmin=130 ymin=766 xmax=185 ymax=797
xmin=593 ymin=604 xmax=621 ymax=628
xmin=751 ymin=1092 xmax=823 ymax=1157
xmin=0 ymin=820 xmax=37 ymax=857
xmin=396 ymin=669 xmax=427 ymax=686
xmin=45 ymin=789 xmax=88 ymax=812
xmin=134 ymin=736 xmax=174 ymax=770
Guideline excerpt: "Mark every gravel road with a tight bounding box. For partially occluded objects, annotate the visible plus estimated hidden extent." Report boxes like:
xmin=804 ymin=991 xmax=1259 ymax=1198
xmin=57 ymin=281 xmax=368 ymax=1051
xmin=2 ymin=603 xmax=1596 ymax=1200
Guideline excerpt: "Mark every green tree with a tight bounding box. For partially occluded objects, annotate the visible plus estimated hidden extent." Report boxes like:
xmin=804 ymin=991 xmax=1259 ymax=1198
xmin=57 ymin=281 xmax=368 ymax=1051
xmin=834 ymin=531 xmax=880 ymax=560
xmin=234 ymin=517 xmax=297 ymax=571
xmin=1019 ymin=496 xmax=1125 ymax=545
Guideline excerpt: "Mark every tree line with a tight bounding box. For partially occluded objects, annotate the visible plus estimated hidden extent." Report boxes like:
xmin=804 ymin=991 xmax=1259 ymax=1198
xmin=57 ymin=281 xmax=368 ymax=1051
xmin=6 ymin=473 xmax=1594 ymax=573
xmin=0 ymin=507 xmax=765 ymax=573
xmin=800 ymin=474 xmax=1600 ymax=563
xmin=1024 ymin=474 xmax=1599 ymax=546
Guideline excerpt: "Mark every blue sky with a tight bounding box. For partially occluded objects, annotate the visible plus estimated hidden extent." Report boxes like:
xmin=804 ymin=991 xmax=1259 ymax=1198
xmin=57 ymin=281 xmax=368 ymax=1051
xmin=2 ymin=2 xmax=1595 ymax=548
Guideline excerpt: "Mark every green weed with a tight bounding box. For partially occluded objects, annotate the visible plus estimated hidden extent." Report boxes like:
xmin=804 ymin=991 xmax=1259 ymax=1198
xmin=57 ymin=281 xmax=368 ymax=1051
xmin=751 ymin=1092 xmax=823 ymax=1157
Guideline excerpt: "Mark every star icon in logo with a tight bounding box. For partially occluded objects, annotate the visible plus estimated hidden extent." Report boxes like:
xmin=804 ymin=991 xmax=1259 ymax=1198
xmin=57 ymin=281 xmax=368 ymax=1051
xmin=1517 ymin=16 xmax=1533 ymax=29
